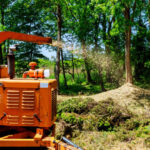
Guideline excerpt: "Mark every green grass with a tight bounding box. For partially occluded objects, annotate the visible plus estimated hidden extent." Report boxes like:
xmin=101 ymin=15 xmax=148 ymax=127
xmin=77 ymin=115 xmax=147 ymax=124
xmin=135 ymin=80 xmax=150 ymax=89
xmin=50 ymin=73 xmax=117 ymax=95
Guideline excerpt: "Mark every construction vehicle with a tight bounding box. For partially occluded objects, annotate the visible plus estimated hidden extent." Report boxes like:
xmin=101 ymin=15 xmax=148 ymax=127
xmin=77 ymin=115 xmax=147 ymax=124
xmin=0 ymin=31 xmax=82 ymax=150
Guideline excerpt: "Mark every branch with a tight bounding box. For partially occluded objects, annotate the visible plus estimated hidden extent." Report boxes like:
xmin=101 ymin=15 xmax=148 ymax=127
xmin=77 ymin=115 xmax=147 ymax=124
xmin=131 ymin=1 xmax=136 ymax=22
xmin=64 ymin=0 xmax=78 ymax=22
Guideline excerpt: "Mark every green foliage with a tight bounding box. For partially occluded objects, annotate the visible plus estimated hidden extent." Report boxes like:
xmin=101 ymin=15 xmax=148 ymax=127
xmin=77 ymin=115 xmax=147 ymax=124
xmin=57 ymin=98 xmax=132 ymax=132
xmin=87 ymin=99 xmax=132 ymax=131
xmin=57 ymin=98 xmax=97 ymax=131
xmin=137 ymin=125 xmax=150 ymax=137
xmin=97 ymin=119 xmax=113 ymax=131
xmin=38 ymin=59 xmax=54 ymax=68
xmin=57 ymin=98 xmax=96 ymax=115
xmin=0 ymin=0 xmax=149 ymax=87
xmin=56 ymin=95 xmax=150 ymax=148
xmin=60 ymin=113 xmax=83 ymax=129
xmin=60 ymin=81 xmax=101 ymax=96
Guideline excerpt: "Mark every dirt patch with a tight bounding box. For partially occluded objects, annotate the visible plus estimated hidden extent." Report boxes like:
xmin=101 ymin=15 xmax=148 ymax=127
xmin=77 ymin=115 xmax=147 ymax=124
xmin=59 ymin=83 xmax=150 ymax=116
xmin=89 ymin=83 xmax=150 ymax=117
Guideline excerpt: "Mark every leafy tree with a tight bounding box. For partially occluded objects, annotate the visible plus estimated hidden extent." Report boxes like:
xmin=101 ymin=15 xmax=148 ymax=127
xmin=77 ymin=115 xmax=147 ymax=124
xmin=63 ymin=0 xmax=95 ymax=83
xmin=4 ymin=0 xmax=47 ymax=74
xmin=0 ymin=0 xmax=14 ymax=64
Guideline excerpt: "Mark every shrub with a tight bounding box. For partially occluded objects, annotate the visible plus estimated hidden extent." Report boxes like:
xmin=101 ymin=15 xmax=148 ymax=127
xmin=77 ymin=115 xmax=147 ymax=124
xmin=123 ymin=118 xmax=141 ymax=130
xmin=97 ymin=119 xmax=113 ymax=131
xmin=91 ymin=98 xmax=132 ymax=131
xmin=57 ymin=98 xmax=97 ymax=115
xmin=60 ymin=113 xmax=84 ymax=129
xmin=123 ymin=118 xmax=150 ymax=131
xmin=83 ymin=114 xmax=97 ymax=131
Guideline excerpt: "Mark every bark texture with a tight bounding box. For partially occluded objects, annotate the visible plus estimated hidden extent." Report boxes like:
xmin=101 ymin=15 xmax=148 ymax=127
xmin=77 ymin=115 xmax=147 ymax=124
xmin=60 ymin=49 xmax=68 ymax=88
xmin=56 ymin=4 xmax=61 ymax=91
xmin=82 ymin=40 xmax=92 ymax=83
xmin=124 ymin=7 xmax=133 ymax=83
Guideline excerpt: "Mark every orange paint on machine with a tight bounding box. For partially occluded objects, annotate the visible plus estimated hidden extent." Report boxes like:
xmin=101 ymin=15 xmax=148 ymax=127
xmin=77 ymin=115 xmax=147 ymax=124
xmin=0 ymin=31 xmax=81 ymax=150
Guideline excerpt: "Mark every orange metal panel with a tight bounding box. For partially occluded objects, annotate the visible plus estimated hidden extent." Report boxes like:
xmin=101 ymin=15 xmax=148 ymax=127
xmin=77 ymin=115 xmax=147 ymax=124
xmin=2 ymin=80 xmax=40 ymax=88
xmin=0 ymin=66 xmax=9 ymax=78
xmin=0 ymin=139 xmax=42 ymax=147
xmin=0 ymin=79 xmax=57 ymax=128
xmin=39 ymin=84 xmax=51 ymax=127
xmin=2 ymin=131 xmax=35 ymax=139
xmin=2 ymin=88 xmax=40 ymax=127
xmin=0 ymin=85 xmax=4 ymax=126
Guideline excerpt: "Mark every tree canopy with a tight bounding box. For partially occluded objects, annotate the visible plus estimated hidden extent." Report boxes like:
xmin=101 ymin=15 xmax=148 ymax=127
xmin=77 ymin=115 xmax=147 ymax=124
xmin=0 ymin=0 xmax=150 ymax=90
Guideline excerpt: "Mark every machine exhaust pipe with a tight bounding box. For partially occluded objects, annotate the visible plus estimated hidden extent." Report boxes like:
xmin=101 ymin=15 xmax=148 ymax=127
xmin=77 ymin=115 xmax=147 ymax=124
xmin=7 ymin=49 xmax=15 ymax=79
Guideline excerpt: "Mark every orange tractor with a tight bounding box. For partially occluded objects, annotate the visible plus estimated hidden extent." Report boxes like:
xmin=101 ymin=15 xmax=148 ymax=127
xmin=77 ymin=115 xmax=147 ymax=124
xmin=0 ymin=31 xmax=82 ymax=150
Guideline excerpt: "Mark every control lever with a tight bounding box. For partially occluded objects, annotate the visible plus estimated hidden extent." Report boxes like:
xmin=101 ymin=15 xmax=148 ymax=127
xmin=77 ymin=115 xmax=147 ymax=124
xmin=33 ymin=113 xmax=42 ymax=122
xmin=0 ymin=113 xmax=7 ymax=120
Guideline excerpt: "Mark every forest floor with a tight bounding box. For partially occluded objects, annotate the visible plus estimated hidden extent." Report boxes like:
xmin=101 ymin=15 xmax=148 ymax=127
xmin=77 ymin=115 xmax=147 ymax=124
xmin=58 ymin=83 xmax=150 ymax=117
xmin=57 ymin=83 xmax=150 ymax=150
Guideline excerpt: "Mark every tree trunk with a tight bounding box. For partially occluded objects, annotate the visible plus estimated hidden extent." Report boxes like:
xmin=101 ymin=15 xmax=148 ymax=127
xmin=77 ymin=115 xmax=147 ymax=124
xmin=149 ymin=0 xmax=150 ymax=29
xmin=1 ymin=7 xmax=4 ymax=26
xmin=106 ymin=20 xmax=112 ymax=54
xmin=124 ymin=7 xmax=133 ymax=83
xmin=82 ymin=40 xmax=92 ymax=83
xmin=98 ymin=67 xmax=105 ymax=91
xmin=102 ymin=14 xmax=107 ymax=52
xmin=71 ymin=53 xmax=75 ymax=79
xmin=60 ymin=49 xmax=68 ymax=88
xmin=56 ymin=4 xmax=62 ymax=91
xmin=148 ymin=0 xmax=150 ymax=51
xmin=105 ymin=20 xmax=113 ymax=83
xmin=94 ymin=19 xmax=99 ymax=52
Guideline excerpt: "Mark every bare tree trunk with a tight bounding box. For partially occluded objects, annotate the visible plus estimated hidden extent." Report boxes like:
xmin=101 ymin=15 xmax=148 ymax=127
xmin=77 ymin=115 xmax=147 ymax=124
xmin=60 ymin=49 xmax=68 ymax=88
xmin=71 ymin=53 xmax=75 ymax=79
xmin=98 ymin=67 xmax=105 ymax=91
xmin=106 ymin=20 xmax=113 ymax=83
xmin=148 ymin=0 xmax=150 ymax=48
xmin=56 ymin=4 xmax=62 ymax=91
xmin=94 ymin=19 xmax=99 ymax=52
xmin=149 ymin=0 xmax=150 ymax=29
xmin=124 ymin=7 xmax=133 ymax=83
xmin=106 ymin=20 xmax=113 ymax=54
xmin=1 ymin=7 xmax=4 ymax=26
xmin=82 ymin=40 xmax=92 ymax=83
xmin=102 ymin=14 xmax=107 ymax=52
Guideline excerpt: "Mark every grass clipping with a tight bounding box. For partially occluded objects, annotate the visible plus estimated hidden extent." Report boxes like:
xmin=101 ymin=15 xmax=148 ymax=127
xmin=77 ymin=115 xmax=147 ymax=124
xmin=56 ymin=84 xmax=150 ymax=150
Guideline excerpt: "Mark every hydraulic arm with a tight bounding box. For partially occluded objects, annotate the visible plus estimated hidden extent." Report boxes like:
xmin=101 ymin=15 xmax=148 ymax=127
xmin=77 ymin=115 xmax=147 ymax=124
xmin=0 ymin=31 xmax=52 ymax=45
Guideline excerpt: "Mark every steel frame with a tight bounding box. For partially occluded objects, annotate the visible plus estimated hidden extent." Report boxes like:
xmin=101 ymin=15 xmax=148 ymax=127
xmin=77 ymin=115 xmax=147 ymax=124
xmin=0 ymin=128 xmax=79 ymax=150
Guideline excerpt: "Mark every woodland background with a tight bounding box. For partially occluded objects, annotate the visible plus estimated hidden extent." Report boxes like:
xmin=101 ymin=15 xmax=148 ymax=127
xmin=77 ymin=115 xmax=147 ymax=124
xmin=0 ymin=0 xmax=149 ymax=95
xmin=1 ymin=1 xmax=150 ymax=149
